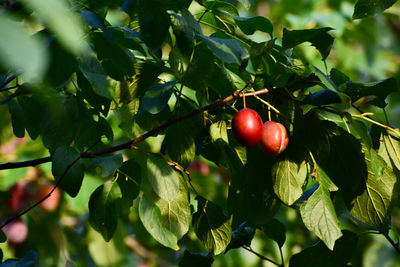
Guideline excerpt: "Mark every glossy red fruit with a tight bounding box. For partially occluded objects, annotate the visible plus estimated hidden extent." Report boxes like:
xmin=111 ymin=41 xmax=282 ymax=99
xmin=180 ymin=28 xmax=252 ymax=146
xmin=260 ymin=121 xmax=289 ymax=156
xmin=232 ymin=108 xmax=263 ymax=147
xmin=6 ymin=183 xmax=31 ymax=214
xmin=36 ymin=184 xmax=61 ymax=212
xmin=3 ymin=220 xmax=29 ymax=245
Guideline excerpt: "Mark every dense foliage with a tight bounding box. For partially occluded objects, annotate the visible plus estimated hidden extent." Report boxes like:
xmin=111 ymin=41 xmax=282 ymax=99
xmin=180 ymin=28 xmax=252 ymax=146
xmin=0 ymin=0 xmax=400 ymax=266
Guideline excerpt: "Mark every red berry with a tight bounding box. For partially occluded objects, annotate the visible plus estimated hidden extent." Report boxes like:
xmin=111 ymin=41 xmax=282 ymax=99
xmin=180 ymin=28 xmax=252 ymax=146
xmin=232 ymin=108 xmax=263 ymax=147
xmin=6 ymin=183 xmax=31 ymax=214
xmin=36 ymin=184 xmax=61 ymax=212
xmin=259 ymin=121 xmax=289 ymax=156
xmin=3 ymin=220 xmax=28 ymax=245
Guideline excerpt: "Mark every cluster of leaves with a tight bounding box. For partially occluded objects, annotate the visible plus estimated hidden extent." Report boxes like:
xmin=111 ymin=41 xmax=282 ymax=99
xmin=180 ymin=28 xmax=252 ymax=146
xmin=0 ymin=0 xmax=399 ymax=266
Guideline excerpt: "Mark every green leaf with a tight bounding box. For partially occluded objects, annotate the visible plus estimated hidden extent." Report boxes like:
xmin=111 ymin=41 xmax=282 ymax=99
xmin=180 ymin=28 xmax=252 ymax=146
xmin=179 ymin=250 xmax=214 ymax=267
xmin=348 ymin=148 xmax=398 ymax=232
xmin=353 ymin=0 xmax=398 ymax=19
xmin=300 ymin=167 xmax=342 ymax=250
xmin=0 ymin=230 xmax=6 ymax=243
xmin=22 ymin=0 xmax=84 ymax=54
xmin=88 ymin=181 xmax=122 ymax=242
xmin=378 ymin=132 xmax=400 ymax=171
xmin=91 ymin=32 xmax=135 ymax=81
xmin=52 ymin=146 xmax=84 ymax=197
xmin=146 ymin=154 xmax=180 ymax=201
xmin=1 ymin=250 xmax=38 ymax=266
xmin=78 ymin=55 xmax=111 ymax=99
xmin=282 ymin=28 xmax=334 ymax=59
xmin=154 ymin=177 xmax=191 ymax=239
xmin=226 ymin=222 xmax=256 ymax=252
xmin=165 ymin=122 xmax=196 ymax=169
xmin=311 ymin=65 xmax=351 ymax=110
xmin=141 ymin=80 xmax=176 ymax=114
xmin=289 ymin=230 xmax=358 ymax=267
xmin=0 ymin=14 xmax=48 ymax=82
xmin=199 ymin=35 xmax=249 ymax=65
xmin=343 ymin=78 xmax=398 ymax=108
xmin=303 ymin=89 xmax=341 ymax=106
xmin=138 ymin=195 xmax=179 ymax=250
xmin=193 ymin=197 xmax=232 ymax=255
xmin=137 ymin=0 xmax=171 ymax=49
xmin=272 ymin=154 xmax=308 ymax=206
xmin=330 ymin=68 xmax=350 ymax=86
xmin=117 ymin=159 xmax=141 ymax=203
xmin=210 ymin=120 xmax=229 ymax=144
xmin=89 ymin=154 xmax=123 ymax=177
xmin=345 ymin=113 xmax=373 ymax=150
xmin=8 ymin=99 xmax=25 ymax=138
xmin=262 ymin=219 xmax=286 ymax=248
xmin=219 ymin=12 xmax=273 ymax=36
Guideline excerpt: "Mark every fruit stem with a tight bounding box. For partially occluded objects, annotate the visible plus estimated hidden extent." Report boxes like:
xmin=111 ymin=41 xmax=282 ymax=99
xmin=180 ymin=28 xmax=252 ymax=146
xmin=243 ymin=94 xmax=246 ymax=108
xmin=253 ymin=95 xmax=280 ymax=115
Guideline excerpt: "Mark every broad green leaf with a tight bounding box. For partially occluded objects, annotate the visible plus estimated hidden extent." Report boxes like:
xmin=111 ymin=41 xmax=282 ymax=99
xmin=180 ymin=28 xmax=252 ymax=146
xmin=272 ymin=155 xmax=307 ymax=206
xmin=311 ymin=65 xmax=351 ymax=110
xmin=87 ymin=225 xmax=127 ymax=266
xmin=262 ymin=219 xmax=286 ymax=248
xmin=330 ymin=68 xmax=350 ymax=86
xmin=193 ymin=197 xmax=232 ymax=255
xmin=353 ymin=0 xmax=398 ymax=19
xmin=300 ymin=168 xmax=342 ymax=250
xmin=141 ymin=80 xmax=176 ymax=114
xmin=226 ymin=222 xmax=256 ymax=252
xmin=0 ymin=14 xmax=48 ymax=82
xmin=88 ymin=181 xmax=122 ymax=242
xmin=302 ymin=89 xmax=341 ymax=106
xmin=146 ymin=154 xmax=180 ymax=201
xmin=22 ymin=0 xmax=84 ymax=54
xmin=89 ymin=154 xmax=123 ymax=177
xmin=344 ymin=78 xmax=398 ymax=108
xmin=117 ymin=159 xmax=141 ymax=203
xmin=289 ymin=230 xmax=358 ymax=267
xmin=179 ymin=250 xmax=214 ymax=267
xmin=78 ymin=55 xmax=111 ymax=99
xmin=349 ymin=148 xmax=398 ymax=232
xmin=138 ymin=195 xmax=179 ymax=250
xmin=282 ymin=28 xmax=334 ymax=59
xmin=52 ymin=146 xmax=84 ymax=197
xmin=219 ymin=12 xmax=273 ymax=36
xmin=91 ymin=32 xmax=135 ymax=81
xmin=210 ymin=120 xmax=229 ymax=144
xmin=137 ymin=0 xmax=171 ymax=49
xmin=345 ymin=113 xmax=373 ymax=150
xmin=154 ymin=177 xmax=191 ymax=239
xmin=165 ymin=122 xmax=196 ymax=169
xmin=199 ymin=35 xmax=249 ymax=65
xmin=8 ymin=99 xmax=25 ymax=138
xmin=378 ymin=132 xmax=400 ymax=171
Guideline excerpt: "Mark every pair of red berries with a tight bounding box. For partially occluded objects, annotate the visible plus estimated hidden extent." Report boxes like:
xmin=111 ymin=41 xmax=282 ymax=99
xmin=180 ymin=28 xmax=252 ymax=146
xmin=232 ymin=108 xmax=289 ymax=155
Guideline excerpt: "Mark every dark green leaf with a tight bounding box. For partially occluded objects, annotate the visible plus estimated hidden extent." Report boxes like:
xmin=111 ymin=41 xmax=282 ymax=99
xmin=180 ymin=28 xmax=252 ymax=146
xmin=262 ymin=219 xmax=286 ymax=248
xmin=220 ymin=12 xmax=273 ymax=36
xmin=117 ymin=159 xmax=141 ymax=203
xmin=282 ymin=28 xmax=334 ymax=59
xmin=90 ymin=154 xmax=123 ymax=177
xmin=193 ymin=197 xmax=232 ymax=255
xmin=78 ymin=55 xmax=111 ymax=99
xmin=137 ymin=0 xmax=171 ymax=49
xmin=165 ymin=122 xmax=196 ymax=169
xmin=0 ymin=230 xmax=6 ymax=243
xmin=349 ymin=148 xmax=398 ymax=232
xmin=81 ymin=10 xmax=105 ymax=29
xmin=138 ymin=194 xmax=179 ymax=250
xmin=141 ymin=80 xmax=176 ymax=114
xmin=226 ymin=222 xmax=256 ymax=252
xmin=353 ymin=0 xmax=398 ymax=19
xmin=179 ymin=250 xmax=214 ymax=267
xmin=344 ymin=78 xmax=398 ymax=108
xmin=303 ymin=89 xmax=341 ymax=106
xmin=146 ymin=154 xmax=180 ymax=201
xmin=330 ymin=68 xmax=350 ymax=86
xmin=345 ymin=113 xmax=373 ymax=150
xmin=1 ymin=250 xmax=38 ymax=266
xmin=52 ymin=146 xmax=84 ymax=197
xmin=8 ymin=99 xmax=25 ymax=138
xmin=289 ymin=231 xmax=358 ymax=267
xmin=89 ymin=181 xmax=122 ymax=241
xmin=199 ymin=35 xmax=249 ymax=65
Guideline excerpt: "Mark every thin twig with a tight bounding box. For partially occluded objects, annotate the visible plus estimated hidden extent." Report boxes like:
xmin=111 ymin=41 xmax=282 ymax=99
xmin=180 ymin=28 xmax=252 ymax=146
xmin=0 ymin=74 xmax=17 ymax=90
xmin=242 ymin=246 xmax=283 ymax=267
xmin=382 ymin=231 xmax=400 ymax=255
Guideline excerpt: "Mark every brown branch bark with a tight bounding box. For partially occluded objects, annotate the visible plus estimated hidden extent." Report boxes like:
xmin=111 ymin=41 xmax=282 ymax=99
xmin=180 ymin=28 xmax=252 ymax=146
xmin=1 ymin=85 xmax=264 ymax=171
